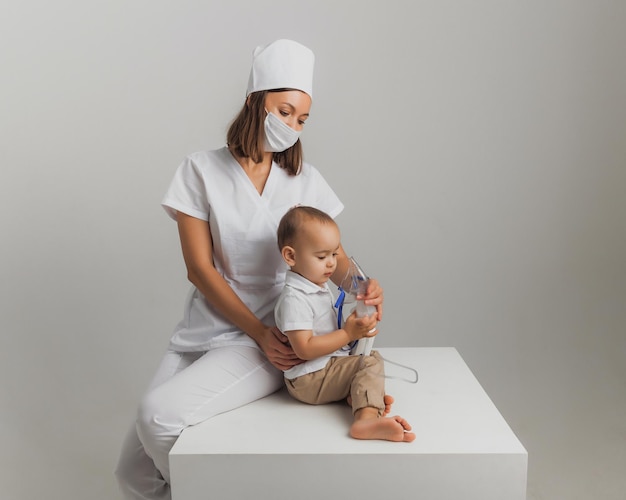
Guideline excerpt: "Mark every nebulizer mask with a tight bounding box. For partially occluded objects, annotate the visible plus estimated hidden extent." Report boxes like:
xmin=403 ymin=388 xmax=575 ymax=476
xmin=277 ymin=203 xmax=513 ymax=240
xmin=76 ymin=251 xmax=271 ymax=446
xmin=335 ymin=257 xmax=377 ymax=356
xmin=335 ymin=257 xmax=418 ymax=383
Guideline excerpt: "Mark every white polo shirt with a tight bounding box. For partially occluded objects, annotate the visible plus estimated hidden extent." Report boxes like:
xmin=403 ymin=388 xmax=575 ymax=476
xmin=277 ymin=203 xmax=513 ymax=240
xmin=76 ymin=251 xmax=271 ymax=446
xmin=275 ymin=271 xmax=349 ymax=380
xmin=161 ymin=147 xmax=343 ymax=351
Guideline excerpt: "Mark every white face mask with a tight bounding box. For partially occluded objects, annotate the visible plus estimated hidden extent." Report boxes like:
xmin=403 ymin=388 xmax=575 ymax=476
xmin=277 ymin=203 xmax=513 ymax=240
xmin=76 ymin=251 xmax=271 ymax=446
xmin=264 ymin=111 xmax=301 ymax=152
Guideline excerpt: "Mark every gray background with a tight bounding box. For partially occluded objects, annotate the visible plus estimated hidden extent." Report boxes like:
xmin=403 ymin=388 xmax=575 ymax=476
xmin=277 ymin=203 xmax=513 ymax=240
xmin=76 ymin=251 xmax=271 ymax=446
xmin=1 ymin=1 xmax=624 ymax=499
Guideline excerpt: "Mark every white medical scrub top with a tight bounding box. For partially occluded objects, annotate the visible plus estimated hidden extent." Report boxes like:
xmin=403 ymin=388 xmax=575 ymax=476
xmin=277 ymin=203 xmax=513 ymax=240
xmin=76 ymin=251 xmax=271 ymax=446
xmin=161 ymin=147 xmax=344 ymax=351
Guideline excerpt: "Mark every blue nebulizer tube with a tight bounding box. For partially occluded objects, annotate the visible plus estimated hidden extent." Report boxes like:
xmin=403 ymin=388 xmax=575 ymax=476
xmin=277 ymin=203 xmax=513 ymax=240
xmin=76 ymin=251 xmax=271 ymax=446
xmin=339 ymin=257 xmax=377 ymax=356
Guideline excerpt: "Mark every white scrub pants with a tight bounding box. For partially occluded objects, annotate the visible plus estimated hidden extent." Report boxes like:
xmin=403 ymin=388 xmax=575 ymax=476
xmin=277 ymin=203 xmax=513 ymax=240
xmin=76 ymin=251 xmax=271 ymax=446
xmin=114 ymin=345 xmax=283 ymax=500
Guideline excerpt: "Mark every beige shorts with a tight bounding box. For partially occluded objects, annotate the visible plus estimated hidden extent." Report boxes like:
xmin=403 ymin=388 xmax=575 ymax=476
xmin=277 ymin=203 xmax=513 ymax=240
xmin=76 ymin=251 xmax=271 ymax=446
xmin=285 ymin=350 xmax=385 ymax=416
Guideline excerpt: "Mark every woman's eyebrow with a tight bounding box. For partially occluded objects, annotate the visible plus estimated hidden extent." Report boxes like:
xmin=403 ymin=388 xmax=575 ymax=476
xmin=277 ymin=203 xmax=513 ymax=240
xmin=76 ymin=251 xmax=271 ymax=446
xmin=280 ymin=102 xmax=309 ymax=117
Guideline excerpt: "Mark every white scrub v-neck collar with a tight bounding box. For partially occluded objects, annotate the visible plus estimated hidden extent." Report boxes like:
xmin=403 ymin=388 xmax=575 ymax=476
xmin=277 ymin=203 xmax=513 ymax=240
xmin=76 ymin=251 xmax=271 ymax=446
xmin=227 ymin=149 xmax=276 ymax=200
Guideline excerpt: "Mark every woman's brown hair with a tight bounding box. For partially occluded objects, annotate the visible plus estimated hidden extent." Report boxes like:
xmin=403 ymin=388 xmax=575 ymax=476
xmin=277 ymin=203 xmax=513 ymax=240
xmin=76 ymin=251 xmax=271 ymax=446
xmin=226 ymin=90 xmax=304 ymax=176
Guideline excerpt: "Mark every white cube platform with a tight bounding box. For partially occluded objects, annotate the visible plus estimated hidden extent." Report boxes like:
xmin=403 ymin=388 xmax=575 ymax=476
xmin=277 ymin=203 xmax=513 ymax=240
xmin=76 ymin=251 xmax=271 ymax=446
xmin=170 ymin=347 xmax=527 ymax=500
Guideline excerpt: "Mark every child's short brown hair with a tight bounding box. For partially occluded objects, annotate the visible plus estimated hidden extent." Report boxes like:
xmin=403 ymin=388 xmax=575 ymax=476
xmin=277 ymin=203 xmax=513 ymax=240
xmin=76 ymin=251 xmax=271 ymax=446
xmin=277 ymin=206 xmax=336 ymax=250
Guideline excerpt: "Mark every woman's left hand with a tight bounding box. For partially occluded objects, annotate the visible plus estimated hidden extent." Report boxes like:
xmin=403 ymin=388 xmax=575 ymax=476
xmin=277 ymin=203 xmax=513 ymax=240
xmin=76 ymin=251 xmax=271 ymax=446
xmin=259 ymin=326 xmax=304 ymax=371
xmin=358 ymin=278 xmax=384 ymax=321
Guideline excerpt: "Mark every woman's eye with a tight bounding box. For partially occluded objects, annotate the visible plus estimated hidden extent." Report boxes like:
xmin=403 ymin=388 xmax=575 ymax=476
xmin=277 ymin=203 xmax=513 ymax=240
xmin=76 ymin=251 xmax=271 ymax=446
xmin=280 ymin=110 xmax=289 ymax=117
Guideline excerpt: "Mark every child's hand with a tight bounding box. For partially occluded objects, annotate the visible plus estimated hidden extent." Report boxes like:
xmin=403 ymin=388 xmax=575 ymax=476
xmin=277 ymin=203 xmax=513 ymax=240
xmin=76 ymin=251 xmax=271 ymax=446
xmin=344 ymin=311 xmax=378 ymax=342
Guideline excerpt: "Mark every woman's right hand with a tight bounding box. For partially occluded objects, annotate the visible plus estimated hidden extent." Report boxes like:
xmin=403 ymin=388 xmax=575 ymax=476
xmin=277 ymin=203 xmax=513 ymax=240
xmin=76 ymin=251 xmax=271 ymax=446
xmin=258 ymin=326 xmax=303 ymax=371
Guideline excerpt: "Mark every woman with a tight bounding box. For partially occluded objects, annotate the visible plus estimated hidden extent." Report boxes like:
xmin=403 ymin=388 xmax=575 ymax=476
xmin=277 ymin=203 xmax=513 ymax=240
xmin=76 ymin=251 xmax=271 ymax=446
xmin=115 ymin=39 xmax=384 ymax=500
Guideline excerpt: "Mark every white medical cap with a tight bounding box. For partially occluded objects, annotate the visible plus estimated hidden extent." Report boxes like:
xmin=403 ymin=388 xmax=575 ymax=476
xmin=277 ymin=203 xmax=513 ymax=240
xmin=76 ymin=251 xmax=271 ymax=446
xmin=246 ymin=39 xmax=315 ymax=98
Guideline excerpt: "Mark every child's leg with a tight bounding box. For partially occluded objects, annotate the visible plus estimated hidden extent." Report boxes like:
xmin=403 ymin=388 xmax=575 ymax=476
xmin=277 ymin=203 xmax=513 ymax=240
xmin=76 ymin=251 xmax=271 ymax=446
xmin=349 ymin=351 xmax=416 ymax=443
xmin=347 ymin=394 xmax=394 ymax=415
xmin=285 ymin=356 xmax=362 ymax=405
xmin=348 ymin=351 xmax=386 ymax=416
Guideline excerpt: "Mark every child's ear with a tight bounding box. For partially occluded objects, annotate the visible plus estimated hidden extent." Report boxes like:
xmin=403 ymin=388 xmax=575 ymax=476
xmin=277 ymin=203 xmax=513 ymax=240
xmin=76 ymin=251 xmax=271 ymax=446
xmin=281 ymin=246 xmax=296 ymax=267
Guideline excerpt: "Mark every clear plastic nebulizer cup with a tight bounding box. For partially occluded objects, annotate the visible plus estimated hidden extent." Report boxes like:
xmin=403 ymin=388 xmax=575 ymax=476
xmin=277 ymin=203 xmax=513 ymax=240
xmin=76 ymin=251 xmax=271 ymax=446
xmin=340 ymin=257 xmax=377 ymax=356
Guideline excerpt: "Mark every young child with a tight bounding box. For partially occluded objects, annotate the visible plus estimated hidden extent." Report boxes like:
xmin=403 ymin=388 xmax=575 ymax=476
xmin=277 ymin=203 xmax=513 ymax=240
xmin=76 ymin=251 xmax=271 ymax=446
xmin=274 ymin=206 xmax=415 ymax=442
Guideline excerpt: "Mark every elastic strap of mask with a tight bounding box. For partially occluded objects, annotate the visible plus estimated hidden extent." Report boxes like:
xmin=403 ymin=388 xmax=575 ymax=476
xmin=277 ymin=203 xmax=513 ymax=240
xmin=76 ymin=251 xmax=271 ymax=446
xmin=358 ymin=352 xmax=419 ymax=384
xmin=379 ymin=354 xmax=419 ymax=384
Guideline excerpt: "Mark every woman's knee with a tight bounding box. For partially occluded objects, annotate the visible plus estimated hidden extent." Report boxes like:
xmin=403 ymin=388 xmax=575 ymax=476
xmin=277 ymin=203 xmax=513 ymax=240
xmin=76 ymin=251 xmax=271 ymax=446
xmin=136 ymin=387 xmax=183 ymax=439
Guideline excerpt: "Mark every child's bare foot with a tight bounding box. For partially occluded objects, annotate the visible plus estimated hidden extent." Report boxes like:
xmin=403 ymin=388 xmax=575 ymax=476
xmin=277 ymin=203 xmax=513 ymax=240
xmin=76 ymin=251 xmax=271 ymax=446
xmin=351 ymin=415 xmax=415 ymax=442
xmin=350 ymin=408 xmax=416 ymax=442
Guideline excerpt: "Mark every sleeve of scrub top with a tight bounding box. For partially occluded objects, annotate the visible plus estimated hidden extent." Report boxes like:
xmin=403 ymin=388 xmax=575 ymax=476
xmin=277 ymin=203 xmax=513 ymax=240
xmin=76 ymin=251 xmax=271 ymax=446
xmin=307 ymin=165 xmax=344 ymax=219
xmin=161 ymin=156 xmax=210 ymax=221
